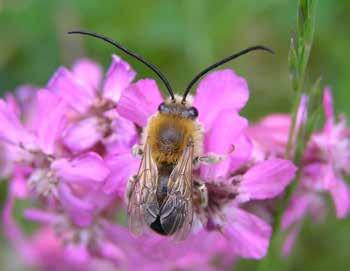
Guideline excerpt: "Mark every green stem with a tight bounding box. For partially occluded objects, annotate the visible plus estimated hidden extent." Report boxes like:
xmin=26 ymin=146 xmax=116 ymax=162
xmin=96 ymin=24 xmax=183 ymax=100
xmin=257 ymin=1 xmax=318 ymax=270
xmin=285 ymin=90 xmax=303 ymax=160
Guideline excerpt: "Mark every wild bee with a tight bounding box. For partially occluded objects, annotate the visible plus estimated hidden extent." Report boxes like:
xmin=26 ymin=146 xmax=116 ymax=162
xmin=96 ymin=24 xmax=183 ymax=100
xmin=68 ymin=30 xmax=273 ymax=240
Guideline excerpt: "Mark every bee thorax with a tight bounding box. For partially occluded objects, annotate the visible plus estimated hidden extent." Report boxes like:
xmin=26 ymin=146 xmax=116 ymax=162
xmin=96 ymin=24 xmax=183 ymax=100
xmin=146 ymin=113 xmax=202 ymax=164
xmin=158 ymin=128 xmax=185 ymax=158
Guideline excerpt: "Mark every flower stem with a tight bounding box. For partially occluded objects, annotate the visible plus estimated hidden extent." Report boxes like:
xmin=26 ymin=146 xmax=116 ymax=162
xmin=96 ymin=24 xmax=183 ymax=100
xmin=283 ymin=0 xmax=318 ymax=220
xmin=257 ymin=1 xmax=318 ymax=270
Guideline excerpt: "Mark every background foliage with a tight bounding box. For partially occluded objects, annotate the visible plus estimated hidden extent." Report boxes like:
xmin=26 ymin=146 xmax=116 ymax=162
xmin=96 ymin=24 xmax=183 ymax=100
xmin=0 ymin=0 xmax=349 ymax=270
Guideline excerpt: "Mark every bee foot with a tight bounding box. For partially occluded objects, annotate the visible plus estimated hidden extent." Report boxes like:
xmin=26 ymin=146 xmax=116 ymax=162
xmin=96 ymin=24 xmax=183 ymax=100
xmin=194 ymin=153 xmax=223 ymax=166
xmin=194 ymin=179 xmax=208 ymax=208
xmin=132 ymin=144 xmax=143 ymax=157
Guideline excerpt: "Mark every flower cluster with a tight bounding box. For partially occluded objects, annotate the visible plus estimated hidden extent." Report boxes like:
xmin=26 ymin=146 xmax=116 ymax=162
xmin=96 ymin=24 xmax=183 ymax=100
xmin=248 ymin=88 xmax=350 ymax=255
xmin=0 ymin=54 xmax=348 ymax=270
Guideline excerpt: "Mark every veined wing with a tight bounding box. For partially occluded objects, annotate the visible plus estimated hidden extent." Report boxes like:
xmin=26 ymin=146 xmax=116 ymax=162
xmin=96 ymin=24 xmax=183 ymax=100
xmin=127 ymin=139 xmax=159 ymax=236
xmin=160 ymin=139 xmax=194 ymax=241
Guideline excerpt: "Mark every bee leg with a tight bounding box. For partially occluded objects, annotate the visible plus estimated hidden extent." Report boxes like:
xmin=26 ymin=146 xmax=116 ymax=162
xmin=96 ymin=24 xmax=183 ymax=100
xmin=126 ymin=175 xmax=138 ymax=202
xmin=193 ymin=153 xmax=223 ymax=168
xmin=132 ymin=144 xmax=144 ymax=157
xmin=194 ymin=179 xmax=208 ymax=208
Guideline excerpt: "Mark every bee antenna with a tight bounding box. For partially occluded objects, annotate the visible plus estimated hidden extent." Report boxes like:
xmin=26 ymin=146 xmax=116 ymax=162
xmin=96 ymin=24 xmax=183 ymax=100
xmin=182 ymin=45 xmax=274 ymax=103
xmin=68 ymin=30 xmax=175 ymax=101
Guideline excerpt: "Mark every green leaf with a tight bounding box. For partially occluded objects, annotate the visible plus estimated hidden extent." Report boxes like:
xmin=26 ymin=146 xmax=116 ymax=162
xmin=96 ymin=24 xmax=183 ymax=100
xmin=289 ymin=0 xmax=318 ymax=94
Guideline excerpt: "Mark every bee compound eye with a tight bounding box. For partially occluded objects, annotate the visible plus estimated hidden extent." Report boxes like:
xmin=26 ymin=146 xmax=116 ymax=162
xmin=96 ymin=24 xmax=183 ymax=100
xmin=188 ymin=106 xmax=199 ymax=118
xmin=158 ymin=102 xmax=167 ymax=113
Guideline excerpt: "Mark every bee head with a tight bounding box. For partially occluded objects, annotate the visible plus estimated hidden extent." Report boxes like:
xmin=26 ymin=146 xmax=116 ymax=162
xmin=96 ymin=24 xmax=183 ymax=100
xmin=158 ymin=100 xmax=198 ymax=120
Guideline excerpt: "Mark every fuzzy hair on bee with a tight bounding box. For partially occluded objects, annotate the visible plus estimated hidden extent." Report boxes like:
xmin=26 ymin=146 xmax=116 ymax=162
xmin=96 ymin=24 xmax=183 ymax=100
xmin=68 ymin=30 xmax=274 ymax=240
xmin=144 ymin=95 xmax=203 ymax=165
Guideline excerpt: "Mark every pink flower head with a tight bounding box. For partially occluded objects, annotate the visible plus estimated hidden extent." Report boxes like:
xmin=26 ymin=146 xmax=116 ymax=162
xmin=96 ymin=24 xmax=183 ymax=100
xmin=117 ymin=69 xmax=297 ymax=259
xmin=3 ymin=185 xmax=120 ymax=271
xmin=0 ymin=89 xmax=116 ymax=223
xmin=0 ymin=55 xmax=155 ymax=270
xmin=103 ymin=222 xmax=235 ymax=271
xmin=301 ymin=88 xmax=350 ymax=218
xmin=249 ymin=88 xmax=350 ymax=256
xmin=2 ymin=164 xmax=124 ymax=270
xmin=48 ymin=55 xmax=137 ymax=153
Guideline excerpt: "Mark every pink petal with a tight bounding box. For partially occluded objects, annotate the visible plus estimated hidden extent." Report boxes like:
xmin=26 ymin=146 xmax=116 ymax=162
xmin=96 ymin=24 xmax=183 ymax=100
xmin=103 ymin=55 xmax=136 ymax=102
xmin=35 ymin=89 xmax=67 ymax=155
xmin=5 ymin=93 xmax=20 ymax=118
xmin=0 ymin=143 xmax=14 ymax=179
xmin=58 ymin=183 xmax=94 ymax=227
xmin=14 ymin=85 xmax=39 ymax=130
xmin=31 ymin=227 xmax=64 ymax=267
xmin=14 ymin=85 xmax=37 ymax=111
xmin=63 ymin=243 xmax=90 ymax=266
xmin=238 ymin=159 xmax=297 ymax=202
xmin=301 ymin=163 xmax=327 ymax=190
xmin=295 ymin=95 xmax=308 ymax=134
xmin=0 ymin=99 xmax=36 ymax=147
xmin=200 ymin=110 xmax=248 ymax=180
xmin=52 ymin=152 xmax=110 ymax=185
xmin=329 ymin=178 xmax=350 ymax=218
xmin=47 ymin=67 xmax=94 ymax=113
xmin=323 ymin=164 xmax=337 ymax=190
xmin=2 ymin=195 xmax=35 ymax=262
xmin=84 ymin=188 xmax=114 ymax=212
xmin=228 ymin=135 xmax=253 ymax=173
xmin=24 ymin=209 xmax=60 ymax=224
xmin=71 ymin=58 xmax=103 ymax=96
xmin=247 ymin=114 xmax=290 ymax=155
xmin=117 ymin=79 xmax=163 ymax=127
xmin=106 ymin=114 xmax=138 ymax=152
xmin=63 ymin=117 xmax=104 ymax=153
xmin=309 ymin=194 xmax=327 ymax=223
xmin=193 ymin=69 xmax=249 ymax=130
xmin=282 ymin=225 xmax=300 ymax=257
xmin=11 ymin=167 xmax=31 ymax=199
xmin=281 ymin=191 xmax=313 ymax=229
xmin=97 ymin=241 xmax=126 ymax=265
xmin=224 ymin=207 xmax=272 ymax=259
xmin=281 ymin=189 xmax=325 ymax=231
xmin=103 ymin=151 xmax=140 ymax=195
xmin=323 ymin=87 xmax=334 ymax=131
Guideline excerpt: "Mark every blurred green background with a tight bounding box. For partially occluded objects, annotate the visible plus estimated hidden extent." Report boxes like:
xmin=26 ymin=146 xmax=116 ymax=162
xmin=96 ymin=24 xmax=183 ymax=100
xmin=0 ymin=0 xmax=349 ymax=270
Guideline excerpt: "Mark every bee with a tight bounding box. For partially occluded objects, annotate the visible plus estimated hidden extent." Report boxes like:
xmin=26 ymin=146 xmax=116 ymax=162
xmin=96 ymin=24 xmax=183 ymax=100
xmin=68 ymin=30 xmax=273 ymax=240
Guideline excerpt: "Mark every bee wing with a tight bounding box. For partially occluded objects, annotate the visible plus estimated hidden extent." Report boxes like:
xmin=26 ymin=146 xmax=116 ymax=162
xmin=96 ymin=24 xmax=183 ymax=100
xmin=160 ymin=140 xmax=194 ymax=241
xmin=127 ymin=140 xmax=159 ymax=236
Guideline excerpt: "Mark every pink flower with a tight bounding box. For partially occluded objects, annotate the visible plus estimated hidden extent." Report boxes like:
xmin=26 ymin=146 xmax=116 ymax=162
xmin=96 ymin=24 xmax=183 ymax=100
xmin=3 ymin=188 xmax=120 ymax=271
xmin=288 ymin=89 xmax=350 ymax=215
xmin=305 ymin=88 xmax=350 ymax=214
xmin=2 ymin=164 xmax=124 ymax=270
xmin=0 ymin=55 xmax=148 ymax=270
xmin=0 ymin=86 xmax=38 ymax=178
xmin=281 ymin=89 xmax=350 ymax=255
xmin=117 ymin=69 xmax=297 ymax=259
xmin=249 ymin=88 xmax=350 ymax=255
xmin=0 ymin=89 xmax=117 ymax=224
xmin=103 ymin=222 xmax=234 ymax=271
xmin=48 ymin=55 xmax=137 ymax=153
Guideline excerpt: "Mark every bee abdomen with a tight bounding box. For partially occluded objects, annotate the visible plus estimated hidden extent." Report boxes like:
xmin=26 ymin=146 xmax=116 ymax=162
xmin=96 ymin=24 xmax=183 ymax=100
xmin=150 ymin=215 xmax=168 ymax=235
xmin=149 ymin=204 xmax=184 ymax=236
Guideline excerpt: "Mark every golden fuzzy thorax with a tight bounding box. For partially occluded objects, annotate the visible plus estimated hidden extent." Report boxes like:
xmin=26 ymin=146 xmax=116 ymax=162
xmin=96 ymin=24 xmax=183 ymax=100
xmin=146 ymin=112 xmax=203 ymax=164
